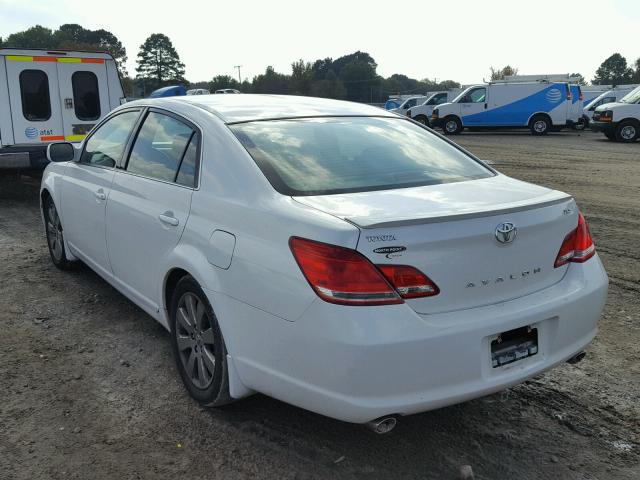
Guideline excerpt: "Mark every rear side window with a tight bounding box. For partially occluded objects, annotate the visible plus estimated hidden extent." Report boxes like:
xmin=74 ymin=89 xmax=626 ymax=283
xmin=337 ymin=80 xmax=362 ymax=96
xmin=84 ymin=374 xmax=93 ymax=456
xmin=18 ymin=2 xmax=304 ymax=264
xmin=126 ymin=111 xmax=197 ymax=184
xmin=175 ymin=135 xmax=198 ymax=187
xmin=230 ymin=117 xmax=493 ymax=196
xmin=81 ymin=111 xmax=140 ymax=167
xmin=72 ymin=71 xmax=101 ymax=121
xmin=19 ymin=69 xmax=51 ymax=121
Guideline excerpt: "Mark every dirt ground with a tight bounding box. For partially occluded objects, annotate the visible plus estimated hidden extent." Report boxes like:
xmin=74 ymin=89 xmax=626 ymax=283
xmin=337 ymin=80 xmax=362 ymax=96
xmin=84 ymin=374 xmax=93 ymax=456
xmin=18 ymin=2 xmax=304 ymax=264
xmin=0 ymin=130 xmax=638 ymax=480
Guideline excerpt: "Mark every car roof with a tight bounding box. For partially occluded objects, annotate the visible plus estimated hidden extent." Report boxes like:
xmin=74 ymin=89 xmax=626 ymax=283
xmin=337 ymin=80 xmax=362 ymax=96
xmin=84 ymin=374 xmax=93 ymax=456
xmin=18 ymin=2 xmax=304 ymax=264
xmin=125 ymin=94 xmax=396 ymax=124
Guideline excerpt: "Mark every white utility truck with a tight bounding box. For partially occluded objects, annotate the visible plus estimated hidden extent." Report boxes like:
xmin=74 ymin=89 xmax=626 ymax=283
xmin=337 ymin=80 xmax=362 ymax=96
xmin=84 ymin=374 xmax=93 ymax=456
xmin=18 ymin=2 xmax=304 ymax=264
xmin=591 ymin=85 xmax=640 ymax=142
xmin=390 ymin=96 xmax=429 ymax=116
xmin=405 ymin=90 xmax=463 ymax=125
xmin=581 ymin=85 xmax=638 ymax=129
xmin=0 ymin=48 xmax=125 ymax=171
xmin=431 ymin=79 xmax=578 ymax=135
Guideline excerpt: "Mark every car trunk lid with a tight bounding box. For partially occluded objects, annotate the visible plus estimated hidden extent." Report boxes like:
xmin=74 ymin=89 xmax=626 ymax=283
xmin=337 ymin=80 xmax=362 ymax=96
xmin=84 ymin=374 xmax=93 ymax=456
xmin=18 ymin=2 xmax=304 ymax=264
xmin=293 ymin=175 xmax=577 ymax=314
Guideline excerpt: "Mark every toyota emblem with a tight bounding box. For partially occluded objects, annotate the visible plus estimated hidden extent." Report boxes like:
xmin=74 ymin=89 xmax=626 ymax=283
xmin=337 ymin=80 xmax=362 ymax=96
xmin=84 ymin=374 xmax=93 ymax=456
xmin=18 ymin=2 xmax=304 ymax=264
xmin=495 ymin=222 xmax=517 ymax=244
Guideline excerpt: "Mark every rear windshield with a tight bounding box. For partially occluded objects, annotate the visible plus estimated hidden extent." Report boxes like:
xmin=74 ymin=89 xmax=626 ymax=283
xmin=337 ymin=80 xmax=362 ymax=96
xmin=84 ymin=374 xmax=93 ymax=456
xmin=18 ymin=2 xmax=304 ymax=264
xmin=230 ymin=117 xmax=493 ymax=196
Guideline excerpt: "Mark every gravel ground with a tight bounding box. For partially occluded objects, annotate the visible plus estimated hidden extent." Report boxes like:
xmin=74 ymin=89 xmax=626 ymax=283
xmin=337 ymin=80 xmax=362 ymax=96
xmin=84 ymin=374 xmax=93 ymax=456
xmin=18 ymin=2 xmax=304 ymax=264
xmin=0 ymin=130 xmax=638 ymax=480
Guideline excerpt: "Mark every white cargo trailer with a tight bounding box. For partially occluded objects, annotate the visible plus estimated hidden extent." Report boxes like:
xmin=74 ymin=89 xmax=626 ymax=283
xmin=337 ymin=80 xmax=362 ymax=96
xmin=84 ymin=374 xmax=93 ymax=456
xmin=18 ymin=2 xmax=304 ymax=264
xmin=0 ymin=48 xmax=125 ymax=170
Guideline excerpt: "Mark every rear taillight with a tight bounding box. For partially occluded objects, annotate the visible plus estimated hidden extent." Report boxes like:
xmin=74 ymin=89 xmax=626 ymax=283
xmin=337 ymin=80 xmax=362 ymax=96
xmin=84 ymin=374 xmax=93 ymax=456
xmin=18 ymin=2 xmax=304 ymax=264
xmin=378 ymin=265 xmax=440 ymax=298
xmin=554 ymin=213 xmax=596 ymax=268
xmin=289 ymin=237 xmax=402 ymax=305
xmin=579 ymin=87 xmax=583 ymax=101
xmin=289 ymin=238 xmax=439 ymax=305
xmin=566 ymin=84 xmax=572 ymax=101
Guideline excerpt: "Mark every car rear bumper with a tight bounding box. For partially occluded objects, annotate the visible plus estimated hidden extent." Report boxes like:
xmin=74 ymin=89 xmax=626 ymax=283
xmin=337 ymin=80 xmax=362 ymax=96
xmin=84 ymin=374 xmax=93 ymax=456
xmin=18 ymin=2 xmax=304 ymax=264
xmin=0 ymin=145 xmax=49 ymax=170
xmin=212 ymin=255 xmax=608 ymax=423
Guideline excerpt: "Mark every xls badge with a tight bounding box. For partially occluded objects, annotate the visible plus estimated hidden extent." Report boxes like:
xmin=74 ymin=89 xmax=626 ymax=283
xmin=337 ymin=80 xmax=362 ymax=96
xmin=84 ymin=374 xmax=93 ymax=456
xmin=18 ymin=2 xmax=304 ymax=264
xmin=373 ymin=246 xmax=406 ymax=258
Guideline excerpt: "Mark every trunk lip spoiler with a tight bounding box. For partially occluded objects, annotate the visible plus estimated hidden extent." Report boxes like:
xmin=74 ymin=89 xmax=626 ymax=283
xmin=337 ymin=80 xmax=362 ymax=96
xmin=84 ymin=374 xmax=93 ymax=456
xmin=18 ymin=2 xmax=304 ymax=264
xmin=347 ymin=195 xmax=574 ymax=230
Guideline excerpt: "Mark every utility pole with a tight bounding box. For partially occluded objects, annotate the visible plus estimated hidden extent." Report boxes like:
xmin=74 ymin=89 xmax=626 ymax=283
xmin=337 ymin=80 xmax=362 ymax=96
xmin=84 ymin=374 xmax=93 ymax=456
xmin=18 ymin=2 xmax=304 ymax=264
xmin=234 ymin=65 xmax=242 ymax=84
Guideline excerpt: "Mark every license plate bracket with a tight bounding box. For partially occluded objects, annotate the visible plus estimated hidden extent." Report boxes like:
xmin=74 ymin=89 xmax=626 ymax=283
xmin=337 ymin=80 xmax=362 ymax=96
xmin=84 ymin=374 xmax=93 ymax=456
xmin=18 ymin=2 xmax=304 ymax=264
xmin=491 ymin=326 xmax=538 ymax=368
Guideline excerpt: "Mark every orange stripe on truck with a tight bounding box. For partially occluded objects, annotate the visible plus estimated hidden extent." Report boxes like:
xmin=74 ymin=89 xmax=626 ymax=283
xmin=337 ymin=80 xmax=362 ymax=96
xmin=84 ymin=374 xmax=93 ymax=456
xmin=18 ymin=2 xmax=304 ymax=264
xmin=40 ymin=135 xmax=65 ymax=141
xmin=6 ymin=55 xmax=104 ymax=64
xmin=32 ymin=56 xmax=57 ymax=62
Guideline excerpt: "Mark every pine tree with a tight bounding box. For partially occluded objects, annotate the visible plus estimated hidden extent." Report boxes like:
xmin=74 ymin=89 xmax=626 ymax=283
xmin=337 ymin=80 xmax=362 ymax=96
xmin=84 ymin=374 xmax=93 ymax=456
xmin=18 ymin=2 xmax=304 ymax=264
xmin=135 ymin=34 xmax=185 ymax=89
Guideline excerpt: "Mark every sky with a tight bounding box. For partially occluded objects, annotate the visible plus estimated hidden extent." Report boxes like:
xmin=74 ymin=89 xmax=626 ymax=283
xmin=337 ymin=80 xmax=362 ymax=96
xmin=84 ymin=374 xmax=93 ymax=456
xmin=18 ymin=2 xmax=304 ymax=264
xmin=1 ymin=0 xmax=639 ymax=85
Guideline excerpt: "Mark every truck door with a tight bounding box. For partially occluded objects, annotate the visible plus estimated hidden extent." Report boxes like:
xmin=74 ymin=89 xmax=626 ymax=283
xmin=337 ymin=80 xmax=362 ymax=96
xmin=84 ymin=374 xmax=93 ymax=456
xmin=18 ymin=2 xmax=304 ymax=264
xmin=459 ymin=87 xmax=488 ymax=125
xmin=5 ymin=56 xmax=64 ymax=143
xmin=56 ymin=60 xmax=110 ymax=142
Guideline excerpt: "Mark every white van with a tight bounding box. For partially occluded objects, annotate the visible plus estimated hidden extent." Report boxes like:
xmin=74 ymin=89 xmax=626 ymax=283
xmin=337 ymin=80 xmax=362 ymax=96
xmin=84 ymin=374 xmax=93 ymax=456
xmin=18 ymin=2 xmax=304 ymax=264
xmin=390 ymin=96 xmax=428 ymax=116
xmin=0 ymin=48 xmax=124 ymax=171
xmin=186 ymin=88 xmax=210 ymax=95
xmin=591 ymin=85 xmax=640 ymax=142
xmin=581 ymin=85 xmax=638 ymax=128
xmin=431 ymin=81 xmax=576 ymax=135
xmin=405 ymin=90 xmax=463 ymax=125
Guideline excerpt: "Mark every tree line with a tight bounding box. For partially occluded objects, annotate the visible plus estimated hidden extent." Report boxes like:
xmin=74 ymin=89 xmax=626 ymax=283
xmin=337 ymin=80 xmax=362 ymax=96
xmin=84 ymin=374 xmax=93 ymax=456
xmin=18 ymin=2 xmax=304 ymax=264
xmin=2 ymin=25 xmax=640 ymax=102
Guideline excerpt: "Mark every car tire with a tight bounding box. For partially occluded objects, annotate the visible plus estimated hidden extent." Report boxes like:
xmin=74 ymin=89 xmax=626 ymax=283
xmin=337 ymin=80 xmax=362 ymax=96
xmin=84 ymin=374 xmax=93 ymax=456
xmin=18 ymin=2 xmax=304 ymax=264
xmin=443 ymin=116 xmax=462 ymax=135
xmin=574 ymin=117 xmax=587 ymax=131
xmin=530 ymin=115 xmax=551 ymax=135
xmin=170 ymin=275 xmax=234 ymax=407
xmin=614 ymin=120 xmax=639 ymax=143
xmin=414 ymin=115 xmax=429 ymax=126
xmin=43 ymin=195 xmax=76 ymax=270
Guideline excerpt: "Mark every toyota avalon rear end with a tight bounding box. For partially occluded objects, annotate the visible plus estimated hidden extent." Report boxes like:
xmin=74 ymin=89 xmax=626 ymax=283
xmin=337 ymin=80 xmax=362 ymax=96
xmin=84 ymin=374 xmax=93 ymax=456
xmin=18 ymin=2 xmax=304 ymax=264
xmin=228 ymin=115 xmax=608 ymax=424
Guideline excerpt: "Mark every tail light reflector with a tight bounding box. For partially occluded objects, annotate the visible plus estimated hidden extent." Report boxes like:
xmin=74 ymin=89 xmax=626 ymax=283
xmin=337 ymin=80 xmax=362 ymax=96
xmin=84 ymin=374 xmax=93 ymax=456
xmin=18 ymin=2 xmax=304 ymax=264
xmin=289 ymin=237 xmax=402 ymax=305
xmin=566 ymin=84 xmax=572 ymax=101
xmin=378 ymin=265 xmax=440 ymax=298
xmin=554 ymin=213 xmax=596 ymax=268
xmin=579 ymin=87 xmax=584 ymax=101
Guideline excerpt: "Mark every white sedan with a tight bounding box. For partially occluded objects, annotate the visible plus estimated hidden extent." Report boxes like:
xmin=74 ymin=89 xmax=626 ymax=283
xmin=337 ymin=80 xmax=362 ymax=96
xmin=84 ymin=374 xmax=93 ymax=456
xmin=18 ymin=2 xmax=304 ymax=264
xmin=41 ymin=94 xmax=608 ymax=432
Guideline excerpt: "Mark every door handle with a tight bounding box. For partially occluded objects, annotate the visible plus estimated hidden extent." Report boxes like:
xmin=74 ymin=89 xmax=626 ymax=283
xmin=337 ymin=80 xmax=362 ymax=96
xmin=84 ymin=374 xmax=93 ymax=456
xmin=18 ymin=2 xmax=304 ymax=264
xmin=484 ymin=103 xmax=488 ymax=109
xmin=94 ymin=190 xmax=106 ymax=201
xmin=158 ymin=214 xmax=179 ymax=226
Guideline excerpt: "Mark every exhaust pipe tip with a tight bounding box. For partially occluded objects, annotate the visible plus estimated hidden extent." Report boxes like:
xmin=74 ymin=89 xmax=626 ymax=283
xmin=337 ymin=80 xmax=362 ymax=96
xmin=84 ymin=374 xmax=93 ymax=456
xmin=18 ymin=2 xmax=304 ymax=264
xmin=366 ymin=416 xmax=397 ymax=434
xmin=567 ymin=351 xmax=586 ymax=365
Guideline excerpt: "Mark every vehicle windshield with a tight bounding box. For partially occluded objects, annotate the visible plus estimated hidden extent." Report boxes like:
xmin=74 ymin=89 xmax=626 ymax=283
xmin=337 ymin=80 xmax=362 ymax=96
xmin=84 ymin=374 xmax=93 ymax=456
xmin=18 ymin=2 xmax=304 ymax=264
xmin=620 ymin=86 xmax=640 ymax=104
xmin=451 ymin=86 xmax=479 ymax=103
xmin=230 ymin=117 xmax=494 ymax=196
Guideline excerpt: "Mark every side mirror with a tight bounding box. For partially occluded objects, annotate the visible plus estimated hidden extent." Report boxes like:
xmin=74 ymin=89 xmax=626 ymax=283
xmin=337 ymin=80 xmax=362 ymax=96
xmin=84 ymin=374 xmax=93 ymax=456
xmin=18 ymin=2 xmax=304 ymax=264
xmin=47 ymin=142 xmax=76 ymax=163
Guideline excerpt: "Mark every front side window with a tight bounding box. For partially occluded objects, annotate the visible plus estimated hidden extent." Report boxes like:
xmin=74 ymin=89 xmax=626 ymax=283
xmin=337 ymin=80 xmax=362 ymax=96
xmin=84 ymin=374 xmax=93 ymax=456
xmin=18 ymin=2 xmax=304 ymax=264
xmin=231 ymin=117 xmax=493 ymax=196
xmin=126 ymin=111 xmax=196 ymax=183
xmin=19 ymin=69 xmax=51 ymax=121
xmin=72 ymin=71 xmax=101 ymax=121
xmin=460 ymin=88 xmax=486 ymax=103
xmin=80 ymin=111 xmax=140 ymax=167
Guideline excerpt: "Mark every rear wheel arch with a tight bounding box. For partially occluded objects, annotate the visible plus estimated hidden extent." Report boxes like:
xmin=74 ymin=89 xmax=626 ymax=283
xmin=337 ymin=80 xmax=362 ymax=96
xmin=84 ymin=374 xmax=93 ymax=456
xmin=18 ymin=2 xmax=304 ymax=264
xmin=164 ymin=268 xmax=192 ymax=315
xmin=527 ymin=112 xmax=552 ymax=126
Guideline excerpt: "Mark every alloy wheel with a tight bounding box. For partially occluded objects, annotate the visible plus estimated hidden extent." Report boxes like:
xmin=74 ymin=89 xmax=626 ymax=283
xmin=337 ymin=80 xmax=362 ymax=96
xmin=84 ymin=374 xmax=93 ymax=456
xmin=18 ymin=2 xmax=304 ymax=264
xmin=46 ymin=202 xmax=64 ymax=261
xmin=175 ymin=292 xmax=216 ymax=389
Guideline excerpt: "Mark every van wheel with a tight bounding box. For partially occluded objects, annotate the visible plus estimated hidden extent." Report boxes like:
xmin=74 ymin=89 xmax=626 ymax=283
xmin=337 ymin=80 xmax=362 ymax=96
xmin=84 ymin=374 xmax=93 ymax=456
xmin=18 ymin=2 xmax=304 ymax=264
xmin=170 ymin=275 xmax=234 ymax=407
xmin=43 ymin=196 xmax=76 ymax=270
xmin=615 ymin=120 xmax=639 ymax=142
xmin=574 ymin=117 xmax=587 ymax=131
xmin=443 ymin=116 xmax=462 ymax=135
xmin=414 ymin=115 xmax=429 ymax=126
xmin=530 ymin=115 xmax=551 ymax=135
